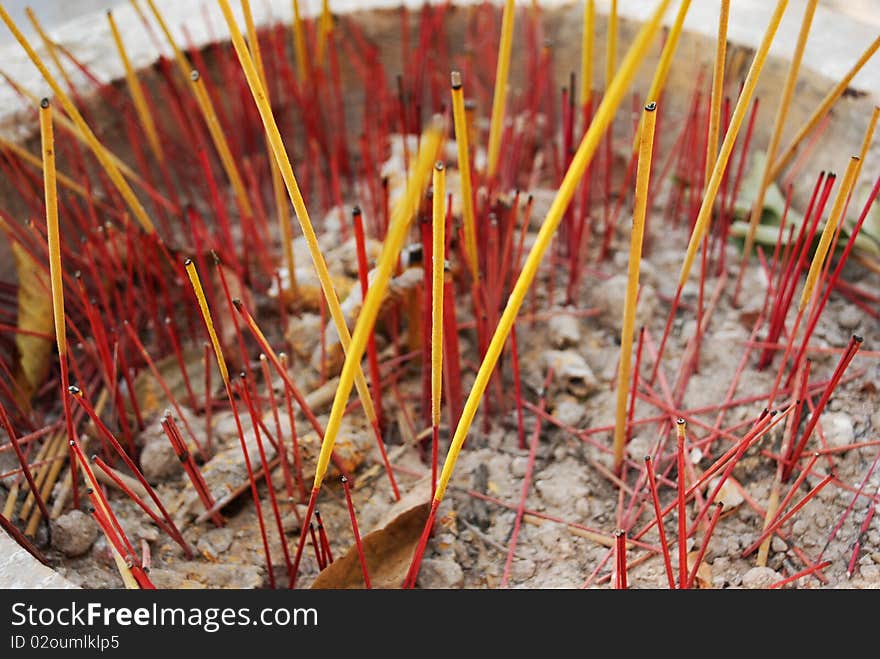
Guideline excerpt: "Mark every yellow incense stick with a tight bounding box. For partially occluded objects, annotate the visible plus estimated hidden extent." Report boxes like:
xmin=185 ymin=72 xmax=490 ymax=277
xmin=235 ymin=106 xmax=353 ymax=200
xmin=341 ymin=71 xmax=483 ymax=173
xmin=312 ymin=127 xmax=442 ymax=489
xmin=185 ymin=260 xmax=230 ymax=386
xmin=0 ymin=6 xmax=156 ymax=235
xmin=434 ymin=0 xmax=673 ymax=505
xmin=316 ymin=0 xmax=332 ymax=63
xmin=768 ymin=34 xmax=880 ymax=182
xmin=740 ymin=0 xmax=817 ymax=275
xmin=705 ymin=0 xmax=729 ymax=185
xmin=606 ymin=0 xmax=618 ymax=93
xmin=144 ymin=0 xmax=253 ymax=219
xmin=291 ymin=0 xmax=310 ymax=82
xmin=431 ymin=161 xmax=446 ymax=429
xmin=0 ymin=69 xmax=157 ymax=196
xmin=853 ymin=105 xmax=879 ymax=186
xmin=486 ymin=0 xmax=516 ymax=179
xmin=108 ymin=10 xmax=164 ymax=163
xmin=39 ymin=100 xmax=65 ymax=361
xmin=799 ymin=156 xmax=859 ymax=312
xmin=613 ymin=102 xmax=657 ymax=471
xmin=631 ymin=0 xmax=692 ymax=152
xmin=217 ymin=0 xmax=382 ymax=436
xmin=451 ymin=71 xmax=479 ymax=279
xmin=580 ymin=0 xmax=594 ymax=110
xmin=25 ymin=8 xmax=75 ymax=91
xmin=240 ymin=0 xmax=297 ymax=294
xmin=678 ymin=0 xmax=788 ymax=289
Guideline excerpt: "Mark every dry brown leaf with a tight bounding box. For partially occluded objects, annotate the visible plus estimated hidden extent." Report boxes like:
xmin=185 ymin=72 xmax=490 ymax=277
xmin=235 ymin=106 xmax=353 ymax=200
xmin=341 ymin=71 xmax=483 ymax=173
xmin=311 ymin=478 xmax=431 ymax=589
xmin=687 ymin=551 xmax=713 ymax=589
xmin=11 ymin=241 xmax=53 ymax=406
xmin=310 ymin=501 xmax=430 ymax=589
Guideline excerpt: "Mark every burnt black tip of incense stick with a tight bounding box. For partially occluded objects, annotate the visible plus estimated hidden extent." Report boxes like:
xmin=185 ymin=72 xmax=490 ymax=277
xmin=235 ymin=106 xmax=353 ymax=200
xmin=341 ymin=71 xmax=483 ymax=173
xmin=40 ymin=97 xmax=49 ymax=109
xmin=853 ymin=335 xmax=864 ymax=344
xmin=190 ymin=70 xmax=200 ymax=82
xmin=352 ymin=205 xmax=361 ymax=216
xmin=183 ymin=257 xmax=193 ymax=266
xmin=232 ymin=298 xmax=242 ymax=310
xmin=435 ymin=160 xmax=444 ymax=171
xmin=68 ymin=385 xmax=81 ymax=395
xmin=645 ymin=101 xmax=657 ymax=112
xmin=450 ymin=70 xmax=462 ymax=89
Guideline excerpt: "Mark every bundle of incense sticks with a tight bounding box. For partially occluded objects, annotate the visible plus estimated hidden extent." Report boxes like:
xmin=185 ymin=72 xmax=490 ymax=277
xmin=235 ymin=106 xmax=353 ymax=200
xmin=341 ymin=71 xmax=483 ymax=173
xmin=0 ymin=0 xmax=876 ymax=591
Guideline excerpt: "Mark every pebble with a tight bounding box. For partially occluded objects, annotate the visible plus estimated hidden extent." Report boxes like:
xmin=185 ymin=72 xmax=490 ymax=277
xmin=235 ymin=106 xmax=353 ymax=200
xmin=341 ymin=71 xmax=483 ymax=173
xmin=771 ymin=537 xmax=788 ymax=553
xmin=51 ymin=510 xmax=99 ymax=558
xmin=139 ymin=439 xmax=181 ymax=483
xmin=859 ymin=564 xmax=880 ymax=581
xmin=509 ymin=558 xmax=536 ymax=583
xmin=741 ymin=566 xmax=782 ymax=589
xmin=625 ymin=435 xmax=652 ymax=460
xmin=547 ymin=312 xmax=581 ymax=349
xmin=837 ymin=305 xmax=862 ymax=330
xmin=592 ymin=274 xmax=659 ymax=331
xmin=196 ymin=528 xmax=234 ymax=560
xmin=822 ymin=412 xmax=855 ymax=448
xmin=552 ymin=397 xmax=586 ymax=428
xmin=416 ymin=558 xmax=464 ymax=589
xmin=542 ymin=350 xmax=598 ymax=398
xmin=510 ymin=456 xmax=528 ymax=478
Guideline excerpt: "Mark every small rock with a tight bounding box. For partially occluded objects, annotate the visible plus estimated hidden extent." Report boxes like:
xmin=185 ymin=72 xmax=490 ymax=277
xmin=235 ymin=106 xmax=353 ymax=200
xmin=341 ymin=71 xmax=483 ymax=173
xmin=139 ymin=439 xmax=181 ymax=483
xmin=51 ymin=510 xmax=99 ymax=558
xmin=197 ymin=528 xmax=234 ymax=560
xmin=771 ymin=536 xmax=788 ymax=553
xmin=823 ymin=413 xmax=855 ymax=448
xmin=282 ymin=506 xmax=308 ymax=534
xmin=742 ymin=566 xmax=781 ymax=589
xmin=543 ymin=351 xmax=598 ymax=398
xmin=547 ymin=312 xmax=581 ymax=348
xmin=592 ymin=274 xmax=659 ymax=331
xmin=552 ymin=396 xmax=585 ymax=427
xmin=837 ymin=305 xmax=862 ymax=330
xmin=416 ymin=558 xmax=464 ymax=589
xmin=625 ymin=435 xmax=652 ymax=460
xmin=511 ymin=456 xmax=528 ymax=478
xmin=858 ymin=564 xmax=880 ymax=581
xmin=509 ymin=558 xmax=537 ymax=583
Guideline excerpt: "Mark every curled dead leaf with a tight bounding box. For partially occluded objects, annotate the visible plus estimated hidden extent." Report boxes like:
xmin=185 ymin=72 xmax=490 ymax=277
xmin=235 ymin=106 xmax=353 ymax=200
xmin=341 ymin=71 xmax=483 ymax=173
xmin=311 ymin=478 xmax=431 ymax=589
xmin=310 ymin=501 xmax=430 ymax=589
xmin=687 ymin=551 xmax=713 ymax=589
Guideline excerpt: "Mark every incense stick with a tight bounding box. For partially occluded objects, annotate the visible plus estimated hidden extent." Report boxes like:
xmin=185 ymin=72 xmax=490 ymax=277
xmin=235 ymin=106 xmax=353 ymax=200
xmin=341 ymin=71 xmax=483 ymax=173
xmin=613 ymin=102 xmax=657 ymax=472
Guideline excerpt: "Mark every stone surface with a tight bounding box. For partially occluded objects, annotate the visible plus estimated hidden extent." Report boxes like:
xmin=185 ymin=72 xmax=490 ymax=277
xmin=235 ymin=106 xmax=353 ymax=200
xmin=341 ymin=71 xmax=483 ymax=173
xmin=822 ymin=412 xmax=855 ymax=448
xmin=196 ymin=528 xmax=234 ymax=560
xmin=51 ymin=510 xmax=99 ymax=558
xmin=139 ymin=438 xmax=181 ymax=483
xmin=416 ymin=558 xmax=464 ymax=589
xmin=742 ymin=566 xmax=782 ymax=589
xmin=1 ymin=528 xmax=79 ymax=588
